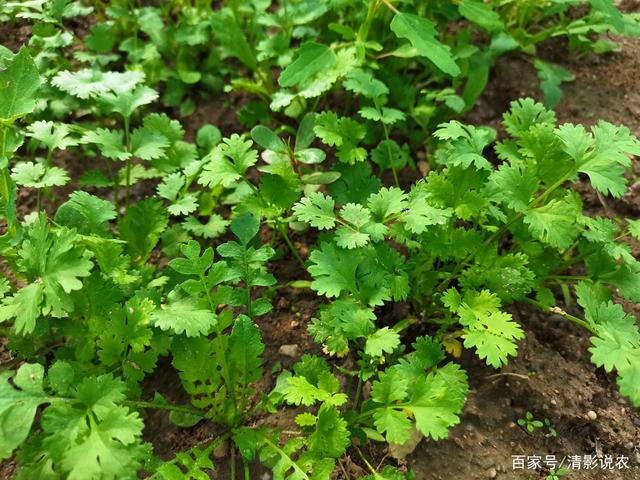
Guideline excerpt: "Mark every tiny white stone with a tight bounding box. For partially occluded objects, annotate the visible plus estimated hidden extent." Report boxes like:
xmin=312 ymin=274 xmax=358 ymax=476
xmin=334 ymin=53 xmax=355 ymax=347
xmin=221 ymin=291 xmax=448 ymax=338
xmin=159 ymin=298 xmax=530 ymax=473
xmin=586 ymin=410 xmax=597 ymax=421
xmin=279 ymin=344 xmax=299 ymax=358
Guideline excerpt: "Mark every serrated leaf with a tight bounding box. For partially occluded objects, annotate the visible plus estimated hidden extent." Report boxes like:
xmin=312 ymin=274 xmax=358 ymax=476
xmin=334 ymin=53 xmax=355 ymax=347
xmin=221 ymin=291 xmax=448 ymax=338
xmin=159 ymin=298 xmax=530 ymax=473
xmin=55 ymin=191 xmax=116 ymax=236
xmin=81 ymin=128 xmax=130 ymax=161
xmin=11 ymin=162 xmax=69 ymax=188
xmin=152 ymin=299 xmax=216 ymax=337
xmin=292 ymin=192 xmax=336 ymax=229
xmin=523 ymin=194 xmax=581 ymax=248
xmin=365 ymin=327 xmax=400 ymax=357
xmin=131 ymin=127 xmax=169 ymax=160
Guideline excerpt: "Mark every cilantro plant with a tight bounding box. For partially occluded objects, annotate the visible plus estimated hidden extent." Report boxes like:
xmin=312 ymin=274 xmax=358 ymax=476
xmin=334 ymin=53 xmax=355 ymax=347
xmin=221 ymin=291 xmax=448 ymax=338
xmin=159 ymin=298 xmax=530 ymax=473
xmin=0 ymin=3 xmax=639 ymax=480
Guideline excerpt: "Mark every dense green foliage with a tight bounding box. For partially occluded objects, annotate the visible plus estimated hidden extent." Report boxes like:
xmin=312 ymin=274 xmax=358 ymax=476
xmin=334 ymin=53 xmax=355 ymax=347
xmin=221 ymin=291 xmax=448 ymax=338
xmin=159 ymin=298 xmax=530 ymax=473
xmin=0 ymin=1 xmax=639 ymax=479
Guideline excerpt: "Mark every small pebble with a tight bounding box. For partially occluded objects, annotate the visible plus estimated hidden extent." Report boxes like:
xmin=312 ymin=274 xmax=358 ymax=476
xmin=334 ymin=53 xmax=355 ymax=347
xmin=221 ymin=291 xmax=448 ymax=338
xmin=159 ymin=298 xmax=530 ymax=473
xmin=586 ymin=410 xmax=598 ymax=421
xmin=487 ymin=467 xmax=497 ymax=478
xmin=278 ymin=344 xmax=299 ymax=358
xmin=625 ymin=442 xmax=634 ymax=450
xmin=550 ymin=399 xmax=557 ymax=406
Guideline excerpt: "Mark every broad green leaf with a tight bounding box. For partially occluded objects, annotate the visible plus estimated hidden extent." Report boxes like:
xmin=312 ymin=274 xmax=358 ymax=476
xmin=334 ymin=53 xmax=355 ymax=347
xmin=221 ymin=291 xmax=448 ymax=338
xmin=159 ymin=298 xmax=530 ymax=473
xmin=0 ymin=363 xmax=48 ymax=460
xmin=390 ymin=13 xmax=460 ymax=77
xmin=279 ymin=42 xmax=337 ymax=88
xmin=459 ymin=0 xmax=504 ymax=32
xmin=0 ymin=49 xmax=41 ymax=124
xmin=251 ymin=126 xmax=287 ymax=153
xmin=228 ymin=316 xmax=264 ymax=388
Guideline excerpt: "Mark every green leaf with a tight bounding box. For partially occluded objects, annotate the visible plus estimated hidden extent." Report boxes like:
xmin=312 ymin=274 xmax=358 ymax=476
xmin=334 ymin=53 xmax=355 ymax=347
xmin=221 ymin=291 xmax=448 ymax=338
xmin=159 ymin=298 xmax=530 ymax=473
xmin=0 ymin=48 xmax=41 ymax=124
xmin=278 ymin=42 xmax=337 ymax=88
xmin=154 ymin=444 xmax=215 ymax=480
xmin=55 ymin=191 xmax=116 ymax=236
xmin=588 ymin=301 xmax=640 ymax=405
xmin=344 ymin=70 xmax=388 ymax=99
xmin=231 ymin=212 xmax=260 ymax=245
xmin=371 ymin=364 xmax=467 ymax=443
xmin=0 ymin=363 xmax=47 ymax=460
xmin=27 ymin=121 xmax=78 ymax=151
xmin=292 ymin=192 xmax=336 ymax=230
xmin=11 ymin=162 xmax=69 ymax=188
xmin=308 ymin=242 xmax=359 ymax=298
xmin=283 ymin=365 xmax=348 ymax=407
xmin=534 ymin=60 xmax=575 ymax=108
xmin=359 ymin=107 xmax=405 ymax=125
xmin=52 ymin=69 xmax=143 ymax=100
xmin=459 ymin=0 xmax=504 ymax=32
xmin=131 ymin=127 xmax=169 ymax=160
xmin=390 ymin=13 xmax=460 ymax=77
xmin=401 ymin=190 xmax=452 ymax=234
xmin=486 ymin=163 xmax=538 ymax=211
xmin=210 ymin=8 xmax=257 ymax=71
xmin=365 ymin=327 xmax=401 ymax=357
xmin=503 ymin=98 xmax=556 ymax=138
xmin=308 ymin=405 xmax=350 ymax=458
xmin=183 ymin=215 xmax=229 ymax=239
xmin=314 ymin=111 xmax=367 ymax=164
xmin=118 ymin=198 xmax=168 ymax=263
xmin=41 ymin=374 xmax=150 ymax=479
xmin=167 ymin=194 xmax=198 ymax=217
xmin=198 ymin=134 xmax=257 ymax=188
xmin=101 ymin=85 xmax=158 ymax=119
xmin=251 ymin=126 xmax=287 ymax=153
xmin=7 ymin=216 xmax=93 ymax=329
xmin=228 ymin=316 xmax=265 ymax=388
xmin=523 ymin=194 xmax=581 ymax=248
xmin=152 ymin=299 xmax=216 ymax=337
xmin=453 ymin=290 xmax=525 ymax=368
xmin=81 ymin=128 xmax=130 ymax=161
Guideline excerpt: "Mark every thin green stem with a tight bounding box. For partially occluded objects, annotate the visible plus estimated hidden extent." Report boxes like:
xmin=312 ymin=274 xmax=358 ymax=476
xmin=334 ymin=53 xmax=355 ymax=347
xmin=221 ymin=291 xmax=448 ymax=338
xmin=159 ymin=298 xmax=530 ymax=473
xmin=279 ymin=223 xmax=306 ymax=269
xmin=199 ymin=273 xmax=216 ymax=312
xmin=353 ymin=376 xmax=363 ymax=410
xmin=382 ymin=123 xmax=400 ymax=188
xmin=525 ymin=297 xmax=597 ymax=335
xmin=354 ymin=446 xmax=377 ymax=475
xmin=243 ymin=460 xmax=250 ymax=480
xmin=433 ymin=169 xmax=576 ymax=295
xmin=0 ymin=126 xmax=16 ymax=235
xmin=123 ymin=116 xmax=132 ymax=210
xmin=357 ymin=0 xmax=380 ymax=43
